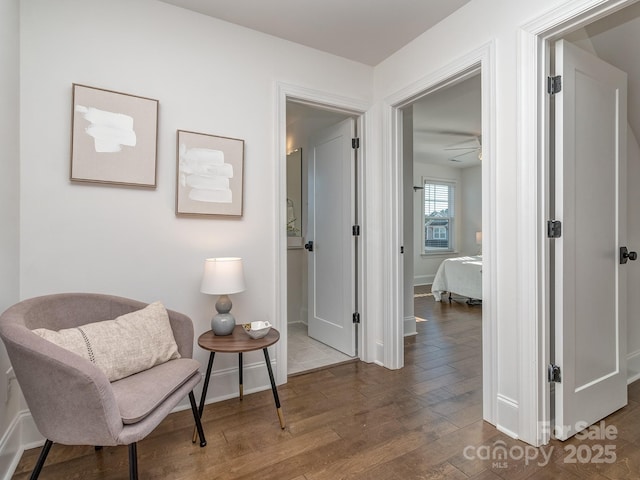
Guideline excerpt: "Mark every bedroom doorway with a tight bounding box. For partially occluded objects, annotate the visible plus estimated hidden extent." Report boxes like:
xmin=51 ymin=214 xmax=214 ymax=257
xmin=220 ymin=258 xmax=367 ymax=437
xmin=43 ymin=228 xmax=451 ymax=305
xmin=406 ymin=73 xmax=482 ymax=303
xmin=400 ymin=68 xmax=486 ymax=426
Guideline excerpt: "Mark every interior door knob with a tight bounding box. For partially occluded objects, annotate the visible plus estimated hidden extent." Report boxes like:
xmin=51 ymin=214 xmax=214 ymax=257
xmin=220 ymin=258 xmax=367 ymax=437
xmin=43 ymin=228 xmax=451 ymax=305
xmin=304 ymin=241 xmax=314 ymax=252
xmin=620 ymin=246 xmax=637 ymax=264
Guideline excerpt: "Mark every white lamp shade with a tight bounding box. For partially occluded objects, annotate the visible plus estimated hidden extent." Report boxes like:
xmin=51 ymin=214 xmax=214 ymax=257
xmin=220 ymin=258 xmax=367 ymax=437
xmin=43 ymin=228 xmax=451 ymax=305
xmin=200 ymin=257 xmax=246 ymax=295
xmin=475 ymin=231 xmax=483 ymax=245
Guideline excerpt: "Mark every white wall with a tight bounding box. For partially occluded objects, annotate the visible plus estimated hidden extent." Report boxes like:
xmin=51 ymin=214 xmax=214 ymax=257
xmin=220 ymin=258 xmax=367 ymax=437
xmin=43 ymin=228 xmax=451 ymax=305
xmin=372 ymin=0 xmax=570 ymax=439
xmin=286 ymin=121 xmax=307 ymax=326
xmin=627 ymin=128 xmax=640 ymax=379
xmin=402 ymin=107 xmax=416 ymax=335
xmin=412 ymin=162 xmax=462 ymax=285
xmin=0 ymin=0 xmax=25 ymax=475
xmin=461 ymin=165 xmax=482 ymax=256
xmin=286 ymin=249 xmax=305 ymax=324
xmin=413 ymin=164 xmax=481 ymax=285
xmin=285 ymin=149 xmax=306 ymax=325
xmin=18 ymin=0 xmax=370 ymax=413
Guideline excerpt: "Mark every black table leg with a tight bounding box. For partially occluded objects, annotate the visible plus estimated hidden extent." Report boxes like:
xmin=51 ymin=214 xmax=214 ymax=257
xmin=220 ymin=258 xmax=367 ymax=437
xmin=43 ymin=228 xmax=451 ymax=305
xmin=189 ymin=391 xmax=207 ymax=447
xmin=238 ymin=352 xmax=243 ymax=400
xmin=192 ymin=352 xmax=215 ymax=443
xmin=263 ymin=347 xmax=285 ymax=429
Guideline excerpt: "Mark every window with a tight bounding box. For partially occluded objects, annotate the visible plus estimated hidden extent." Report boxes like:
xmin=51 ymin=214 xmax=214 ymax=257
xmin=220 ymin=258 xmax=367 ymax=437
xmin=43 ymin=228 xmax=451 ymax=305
xmin=433 ymin=226 xmax=447 ymax=240
xmin=424 ymin=181 xmax=455 ymax=253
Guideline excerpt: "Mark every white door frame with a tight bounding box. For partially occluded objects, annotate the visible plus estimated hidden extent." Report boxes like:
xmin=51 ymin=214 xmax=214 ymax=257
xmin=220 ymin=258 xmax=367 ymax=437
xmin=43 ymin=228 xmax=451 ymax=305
xmin=275 ymin=82 xmax=369 ymax=384
xmin=518 ymin=0 xmax=636 ymax=447
xmin=384 ymin=41 xmax=497 ymax=425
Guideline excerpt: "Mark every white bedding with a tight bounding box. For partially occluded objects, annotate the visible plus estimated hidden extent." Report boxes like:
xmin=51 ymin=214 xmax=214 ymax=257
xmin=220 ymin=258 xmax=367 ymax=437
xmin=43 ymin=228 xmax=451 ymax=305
xmin=431 ymin=255 xmax=483 ymax=301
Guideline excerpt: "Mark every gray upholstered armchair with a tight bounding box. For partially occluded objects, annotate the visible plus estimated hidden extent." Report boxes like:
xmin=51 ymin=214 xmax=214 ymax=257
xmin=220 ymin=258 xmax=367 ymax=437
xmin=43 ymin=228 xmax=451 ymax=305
xmin=0 ymin=293 xmax=207 ymax=480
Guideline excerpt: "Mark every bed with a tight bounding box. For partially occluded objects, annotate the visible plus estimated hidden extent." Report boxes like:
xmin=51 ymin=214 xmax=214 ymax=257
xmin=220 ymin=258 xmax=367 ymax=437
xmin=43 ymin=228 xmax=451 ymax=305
xmin=431 ymin=255 xmax=483 ymax=302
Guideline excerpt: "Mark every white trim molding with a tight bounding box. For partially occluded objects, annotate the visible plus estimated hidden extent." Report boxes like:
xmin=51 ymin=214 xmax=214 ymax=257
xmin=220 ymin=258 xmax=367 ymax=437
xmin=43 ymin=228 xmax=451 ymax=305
xmin=627 ymin=349 xmax=640 ymax=384
xmin=414 ymin=275 xmax=434 ymax=286
xmin=404 ymin=315 xmax=417 ymax=337
xmin=0 ymin=410 xmax=44 ymax=480
xmin=382 ymin=41 xmax=498 ymax=425
xmin=496 ymin=394 xmax=520 ymax=440
xmin=517 ymin=0 xmax=636 ymax=447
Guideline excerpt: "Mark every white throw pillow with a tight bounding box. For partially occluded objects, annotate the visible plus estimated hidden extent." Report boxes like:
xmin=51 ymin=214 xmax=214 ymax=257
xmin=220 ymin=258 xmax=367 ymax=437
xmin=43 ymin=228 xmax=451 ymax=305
xmin=33 ymin=301 xmax=181 ymax=381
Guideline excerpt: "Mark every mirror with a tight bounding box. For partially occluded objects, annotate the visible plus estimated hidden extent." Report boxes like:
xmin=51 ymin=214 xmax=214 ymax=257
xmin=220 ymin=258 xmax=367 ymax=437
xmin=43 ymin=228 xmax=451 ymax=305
xmin=286 ymin=148 xmax=302 ymax=240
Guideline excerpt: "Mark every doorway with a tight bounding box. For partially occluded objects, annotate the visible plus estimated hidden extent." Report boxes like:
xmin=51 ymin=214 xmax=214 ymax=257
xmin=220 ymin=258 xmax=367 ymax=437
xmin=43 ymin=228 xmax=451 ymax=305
xmin=404 ymin=72 xmax=483 ymax=316
xmin=559 ymin=0 xmax=640 ymax=379
xmin=549 ymin=36 xmax=628 ymax=440
xmin=285 ymin=100 xmax=361 ymax=375
xmin=519 ymin=0 xmax=640 ymax=446
xmin=401 ymin=70 xmax=484 ymax=425
xmin=386 ymin=41 xmax=496 ymax=424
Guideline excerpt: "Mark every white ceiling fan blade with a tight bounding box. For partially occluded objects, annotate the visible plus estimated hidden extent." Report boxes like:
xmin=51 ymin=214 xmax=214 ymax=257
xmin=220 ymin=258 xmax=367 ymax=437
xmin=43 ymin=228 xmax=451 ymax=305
xmin=443 ymin=135 xmax=482 ymax=151
xmin=444 ymin=146 xmax=479 ymax=151
xmin=449 ymin=149 xmax=478 ymax=161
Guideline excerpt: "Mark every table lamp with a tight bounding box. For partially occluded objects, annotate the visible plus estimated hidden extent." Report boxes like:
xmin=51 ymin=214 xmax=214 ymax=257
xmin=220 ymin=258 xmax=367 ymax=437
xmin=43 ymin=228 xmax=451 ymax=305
xmin=200 ymin=257 xmax=246 ymax=335
xmin=476 ymin=231 xmax=483 ymax=255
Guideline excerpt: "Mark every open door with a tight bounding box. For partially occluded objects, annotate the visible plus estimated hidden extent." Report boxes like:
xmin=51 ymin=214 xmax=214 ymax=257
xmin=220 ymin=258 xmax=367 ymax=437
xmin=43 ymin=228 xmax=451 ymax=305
xmin=553 ymin=39 xmax=628 ymax=440
xmin=306 ymin=117 xmax=356 ymax=357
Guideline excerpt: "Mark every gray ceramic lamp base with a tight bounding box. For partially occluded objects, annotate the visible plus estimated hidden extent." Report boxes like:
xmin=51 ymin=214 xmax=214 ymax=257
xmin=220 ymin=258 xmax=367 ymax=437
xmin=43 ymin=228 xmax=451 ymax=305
xmin=212 ymin=294 xmax=236 ymax=335
xmin=211 ymin=313 xmax=235 ymax=335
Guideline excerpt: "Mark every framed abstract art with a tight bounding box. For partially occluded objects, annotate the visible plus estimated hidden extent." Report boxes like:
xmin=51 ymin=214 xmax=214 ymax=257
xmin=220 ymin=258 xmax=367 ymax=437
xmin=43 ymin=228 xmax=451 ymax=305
xmin=175 ymin=130 xmax=245 ymax=217
xmin=70 ymin=84 xmax=159 ymax=187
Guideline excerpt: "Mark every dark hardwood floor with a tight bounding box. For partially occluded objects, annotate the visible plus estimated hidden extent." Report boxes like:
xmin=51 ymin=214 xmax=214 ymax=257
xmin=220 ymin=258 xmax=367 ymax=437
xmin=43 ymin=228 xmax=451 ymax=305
xmin=12 ymin=286 xmax=640 ymax=479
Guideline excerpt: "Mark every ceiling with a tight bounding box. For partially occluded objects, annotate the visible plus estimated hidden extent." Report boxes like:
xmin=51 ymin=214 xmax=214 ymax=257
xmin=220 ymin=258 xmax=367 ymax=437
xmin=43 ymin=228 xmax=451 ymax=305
xmin=412 ymin=2 xmax=640 ymax=170
xmin=158 ymin=0 xmax=471 ymax=66
xmin=154 ymin=0 xmax=481 ymax=170
xmin=160 ymin=0 xmax=640 ymax=172
xmin=412 ymin=74 xmax=482 ymax=168
xmin=567 ymin=2 xmax=640 ymax=142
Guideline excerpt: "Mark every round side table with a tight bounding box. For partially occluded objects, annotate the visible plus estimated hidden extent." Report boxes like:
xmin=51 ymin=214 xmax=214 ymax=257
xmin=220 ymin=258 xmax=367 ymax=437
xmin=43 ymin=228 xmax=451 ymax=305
xmin=192 ymin=325 xmax=285 ymax=442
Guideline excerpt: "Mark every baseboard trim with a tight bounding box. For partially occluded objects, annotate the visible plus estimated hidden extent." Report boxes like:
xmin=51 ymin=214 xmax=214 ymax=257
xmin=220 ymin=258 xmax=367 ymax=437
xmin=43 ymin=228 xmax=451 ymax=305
xmin=496 ymin=394 xmax=519 ymax=440
xmin=202 ymin=358 xmax=280 ymax=405
xmin=0 ymin=410 xmax=44 ymax=480
xmin=627 ymin=350 xmax=640 ymax=384
xmin=375 ymin=341 xmax=384 ymax=366
xmin=0 ymin=411 xmax=22 ymax=480
xmin=403 ymin=316 xmax=417 ymax=337
xmin=414 ymin=275 xmax=434 ymax=286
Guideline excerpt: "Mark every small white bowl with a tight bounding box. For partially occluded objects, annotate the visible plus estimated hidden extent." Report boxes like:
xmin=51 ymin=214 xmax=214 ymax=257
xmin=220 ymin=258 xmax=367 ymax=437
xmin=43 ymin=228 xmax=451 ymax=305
xmin=242 ymin=321 xmax=272 ymax=339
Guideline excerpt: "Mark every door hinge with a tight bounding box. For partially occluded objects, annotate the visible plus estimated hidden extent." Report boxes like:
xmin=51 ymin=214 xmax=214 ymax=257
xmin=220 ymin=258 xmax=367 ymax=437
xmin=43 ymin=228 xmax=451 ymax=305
xmin=548 ymin=363 xmax=561 ymax=383
xmin=547 ymin=220 xmax=562 ymax=238
xmin=547 ymin=75 xmax=562 ymax=95
xmin=352 ymin=312 xmax=361 ymax=324
xmin=352 ymin=137 xmax=360 ymax=149
xmin=352 ymin=225 xmax=361 ymax=236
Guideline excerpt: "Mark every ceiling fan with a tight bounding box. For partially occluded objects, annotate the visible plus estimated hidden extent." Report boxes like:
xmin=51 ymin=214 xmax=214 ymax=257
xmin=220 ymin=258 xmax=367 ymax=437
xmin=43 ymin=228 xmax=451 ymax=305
xmin=444 ymin=135 xmax=482 ymax=162
xmin=445 ymin=135 xmax=482 ymax=162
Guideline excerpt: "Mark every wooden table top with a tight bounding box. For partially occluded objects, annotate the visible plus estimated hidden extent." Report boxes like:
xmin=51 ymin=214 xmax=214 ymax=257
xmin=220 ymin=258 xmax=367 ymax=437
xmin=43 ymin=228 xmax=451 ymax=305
xmin=197 ymin=325 xmax=280 ymax=353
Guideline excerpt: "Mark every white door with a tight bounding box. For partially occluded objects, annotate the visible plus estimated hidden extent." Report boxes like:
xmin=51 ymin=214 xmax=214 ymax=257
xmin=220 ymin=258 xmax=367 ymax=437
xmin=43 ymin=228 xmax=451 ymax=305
xmin=553 ymin=39 xmax=628 ymax=440
xmin=306 ymin=118 xmax=356 ymax=356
